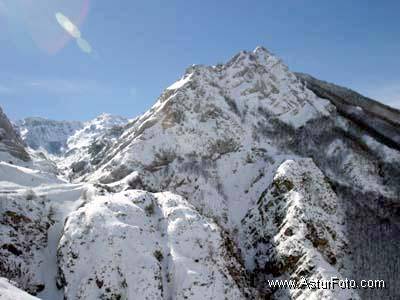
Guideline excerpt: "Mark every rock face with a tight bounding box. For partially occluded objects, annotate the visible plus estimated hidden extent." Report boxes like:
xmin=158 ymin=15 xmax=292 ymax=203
xmin=0 ymin=47 xmax=399 ymax=300
xmin=16 ymin=118 xmax=83 ymax=155
xmin=242 ymin=159 xmax=358 ymax=299
xmin=61 ymin=113 xmax=128 ymax=179
xmin=295 ymin=73 xmax=400 ymax=300
xmin=296 ymin=72 xmax=400 ymax=151
xmin=86 ymin=47 xmax=333 ymax=229
xmin=0 ymin=182 xmax=51 ymax=295
xmin=15 ymin=113 xmax=128 ymax=179
xmin=81 ymin=47 xmax=398 ymax=299
xmin=0 ymin=159 xmax=84 ymax=300
xmin=0 ymin=106 xmax=30 ymax=162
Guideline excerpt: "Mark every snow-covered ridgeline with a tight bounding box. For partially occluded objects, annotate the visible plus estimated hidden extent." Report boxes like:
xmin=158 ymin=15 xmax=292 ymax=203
xmin=0 ymin=45 xmax=399 ymax=299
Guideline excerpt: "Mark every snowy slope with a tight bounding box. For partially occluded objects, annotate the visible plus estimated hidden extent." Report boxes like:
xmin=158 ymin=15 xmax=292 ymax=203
xmin=0 ymin=113 xmax=85 ymax=298
xmin=296 ymin=72 xmax=400 ymax=151
xmin=79 ymin=46 xmax=399 ymax=299
xmin=16 ymin=114 xmax=127 ymax=161
xmin=0 ymin=161 xmax=63 ymax=189
xmin=67 ymin=113 xmax=127 ymax=150
xmin=242 ymin=159 xmax=359 ymax=299
xmin=85 ymin=47 xmax=333 ymax=228
xmin=84 ymin=46 xmax=397 ymax=231
xmin=0 ymin=278 xmax=40 ymax=300
xmin=15 ymin=113 xmax=128 ymax=179
xmin=60 ymin=113 xmax=128 ymax=179
xmin=0 ymin=47 xmax=399 ymax=300
xmin=0 ymin=158 xmax=84 ymax=298
xmin=57 ymin=190 xmax=252 ymax=300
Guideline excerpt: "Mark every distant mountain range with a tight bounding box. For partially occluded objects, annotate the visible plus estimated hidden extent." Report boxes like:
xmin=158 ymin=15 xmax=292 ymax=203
xmin=0 ymin=47 xmax=399 ymax=300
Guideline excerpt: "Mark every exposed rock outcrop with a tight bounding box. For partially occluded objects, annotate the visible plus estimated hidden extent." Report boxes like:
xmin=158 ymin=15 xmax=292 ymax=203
xmin=242 ymin=159 xmax=359 ymax=299
xmin=1 ymin=47 xmax=399 ymax=300
xmin=0 ymin=106 xmax=30 ymax=162
xmin=0 ymin=189 xmax=51 ymax=295
xmin=296 ymin=72 xmax=400 ymax=151
xmin=16 ymin=117 xmax=83 ymax=155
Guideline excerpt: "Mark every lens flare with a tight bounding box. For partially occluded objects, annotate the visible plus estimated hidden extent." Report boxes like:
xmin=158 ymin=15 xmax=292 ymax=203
xmin=1 ymin=0 xmax=91 ymax=54
xmin=76 ymin=37 xmax=92 ymax=53
xmin=55 ymin=11 xmax=92 ymax=54
xmin=55 ymin=12 xmax=81 ymax=38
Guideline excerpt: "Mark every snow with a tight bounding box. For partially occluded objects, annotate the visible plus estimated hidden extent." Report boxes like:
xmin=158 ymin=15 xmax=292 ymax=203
xmin=0 ymin=154 xmax=84 ymax=300
xmin=0 ymin=278 xmax=40 ymax=300
xmin=36 ymin=183 xmax=84 ymax=300
xmin=86 ymin=46 xmax=337 ymax=232
xmin=0 ymin=46 xmax=399 ymax=299
xmin=15 ymin=117 xmax=83 ymax=155
xmin=362 ymin=134 xmax=400 ymax=163
xmin=0 ymin=161 xmax=64 ymax=189
xmin=167 ymin=73 xmax=193 ymax=90
xmin=57 ymin=190 xmax=247 ymax=300
xmin=241 ymin=159 xmax=360 ymax=299
xmin=66 ymin=113 xmax=127 ymax=150
xmin=15 ymin=113 xmax=128 ymax=180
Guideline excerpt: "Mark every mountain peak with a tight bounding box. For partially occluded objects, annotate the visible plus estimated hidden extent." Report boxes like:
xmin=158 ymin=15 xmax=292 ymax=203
xmin=2 ymin=47 xmax=400 ymax=300
xmin=95 ymin=113 xmax=117 ymax=120
xmin=153 ymin=47 xmax=331 ymax=133
xmin=253 ymin=45 xmax=270 ymax=53
xmin=253 ymin=45 xmax=272 ymax=57
xmin=85 ymin=113 xmax=127 ymax=129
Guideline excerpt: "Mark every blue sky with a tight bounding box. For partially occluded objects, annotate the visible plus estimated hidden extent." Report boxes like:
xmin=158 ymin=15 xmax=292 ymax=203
xmin=0 ymin=0 xmax=399 ymax=121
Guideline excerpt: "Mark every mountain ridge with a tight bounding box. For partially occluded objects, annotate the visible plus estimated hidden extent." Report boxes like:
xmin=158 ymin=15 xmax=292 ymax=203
xmin=0 ymin=46 xmax=399 ymax=300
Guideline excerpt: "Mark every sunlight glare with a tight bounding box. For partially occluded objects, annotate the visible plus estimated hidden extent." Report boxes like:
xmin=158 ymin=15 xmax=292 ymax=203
xmin=76 ymin=37 xmax=92 ymax=53
xmin=55 ymin=12 xmax=81 ymax=39
xmin=55 ymin=11 xmax=92 ymax=54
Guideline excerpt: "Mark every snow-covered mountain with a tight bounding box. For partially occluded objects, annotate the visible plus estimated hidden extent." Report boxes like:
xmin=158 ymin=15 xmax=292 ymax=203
xmin=1 ymin=47 xmax=399 ymax=300
xmin=15 ymin=113 xmax=128 ymax=179
xmin=61 ymin=113 xmax=128 ymax=179
xmin=16 ymin=118 xmax=84 ymax=155
xmin=0 ymin=107 xmax=30 ymax=163
xmin=16 ymin=114 xmax=127 ymax=158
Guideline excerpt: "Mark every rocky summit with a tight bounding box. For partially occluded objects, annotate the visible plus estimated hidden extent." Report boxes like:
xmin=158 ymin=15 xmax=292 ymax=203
xmin=0 ymin=47 xmax=399 ymax=300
